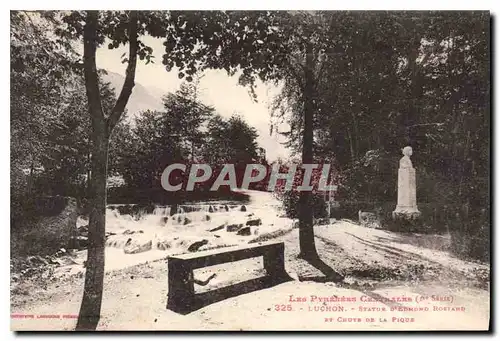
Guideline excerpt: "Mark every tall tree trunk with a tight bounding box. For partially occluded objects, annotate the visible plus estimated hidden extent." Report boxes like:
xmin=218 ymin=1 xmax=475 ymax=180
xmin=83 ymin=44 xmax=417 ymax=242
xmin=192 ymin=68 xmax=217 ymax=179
xmin=406 ymin=39 xmax=420 ymax=146
xmin=76 ymin=11 xmax=107 ymax=330
xmin=76 ymin=10 xmax=138 ymax=331
xmin=86 ymin=151 xmax=92 ymax=197
xmin=76 ymin=123 xmax=108 ymax=330
xmin=298 ymin=44 xmax=319 ymax=260
xmin=347 ymin=128 xmax=356 ymax=164
xmin=350 ymin=112 xmax=359 ymax=157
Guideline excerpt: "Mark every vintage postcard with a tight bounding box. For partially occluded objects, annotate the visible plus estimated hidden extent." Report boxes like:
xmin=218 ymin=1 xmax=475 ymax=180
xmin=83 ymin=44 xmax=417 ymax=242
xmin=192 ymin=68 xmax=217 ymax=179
xmin=10 ymin=10 xmax=490 ymax=331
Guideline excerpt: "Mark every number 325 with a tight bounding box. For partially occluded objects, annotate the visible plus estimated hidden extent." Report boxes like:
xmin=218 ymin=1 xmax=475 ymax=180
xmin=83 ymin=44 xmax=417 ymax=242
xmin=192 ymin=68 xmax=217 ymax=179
xmin=274 ymin=304 xmax=292 ymax=311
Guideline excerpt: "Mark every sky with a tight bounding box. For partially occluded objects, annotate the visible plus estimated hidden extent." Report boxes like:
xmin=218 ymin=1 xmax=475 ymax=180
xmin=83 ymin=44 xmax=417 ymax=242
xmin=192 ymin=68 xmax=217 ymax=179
xmin=95 ymin=36 xmax=291 ymax=162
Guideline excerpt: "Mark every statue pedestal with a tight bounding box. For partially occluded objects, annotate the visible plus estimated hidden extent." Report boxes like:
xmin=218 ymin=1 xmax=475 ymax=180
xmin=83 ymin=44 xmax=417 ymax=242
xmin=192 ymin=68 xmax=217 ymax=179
xmin=392 ymin=167 xmax=420 ymax=220
xmin=392 ymin=209 xmax=421 ymax=220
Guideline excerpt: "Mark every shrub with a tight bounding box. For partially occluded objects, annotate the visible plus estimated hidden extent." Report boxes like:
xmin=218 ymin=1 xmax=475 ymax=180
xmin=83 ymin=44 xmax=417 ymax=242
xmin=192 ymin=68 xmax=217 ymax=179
xmin=281 ymin=190 xmax=328 ymax=219
xmin=449 ymin=205 xmax=489 ymax=263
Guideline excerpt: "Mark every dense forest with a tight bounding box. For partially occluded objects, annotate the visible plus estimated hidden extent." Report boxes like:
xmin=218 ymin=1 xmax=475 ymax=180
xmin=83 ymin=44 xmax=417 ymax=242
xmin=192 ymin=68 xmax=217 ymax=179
xmin=11 ymin=13 xmax=265 ymax=206
xmin=11 ymin=10 xmax=490 ymax=258
xmin=267 ymin=11 xmax=490 ymax=262
xmin=271 ymin=12 xmax=489 ymax=205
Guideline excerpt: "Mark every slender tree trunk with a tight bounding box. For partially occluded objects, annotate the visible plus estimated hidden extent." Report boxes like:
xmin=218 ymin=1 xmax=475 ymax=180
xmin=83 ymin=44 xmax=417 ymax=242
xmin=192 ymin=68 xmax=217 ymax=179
xmin=458 ymin=129 xmax=471 ymax=198
xmin=86 ymin=151 xmax=92 ymax=197
xmin=298 ymin=44 xmax=319 ymax=260
xmin=76 ymin=10 xmax=138 ymax=330
xmin=351 ymin=112 xmax=360 ymax=156
xmin=76 ymin=124 xmax=108 ymax=330
xmin=407 ymin=40 xmax=420 ymax=146
xmin=27 ymin=124 xmax=34 ymax=195
xmin=347 ymin=128 xmax=356 ymax=164
xmin=75 ymin=11 xmax=107 ymax=331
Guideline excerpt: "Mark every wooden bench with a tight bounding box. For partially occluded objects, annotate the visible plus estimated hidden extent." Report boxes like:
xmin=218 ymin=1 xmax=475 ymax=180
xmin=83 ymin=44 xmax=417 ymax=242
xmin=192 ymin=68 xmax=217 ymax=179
xmin=166 ymin=241 xmax=289 ymax=314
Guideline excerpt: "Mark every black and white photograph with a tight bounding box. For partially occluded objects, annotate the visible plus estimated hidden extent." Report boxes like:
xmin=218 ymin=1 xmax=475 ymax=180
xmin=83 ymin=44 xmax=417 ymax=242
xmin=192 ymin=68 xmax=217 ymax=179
xmin=9 ymin=9 xmax=491 ymax=331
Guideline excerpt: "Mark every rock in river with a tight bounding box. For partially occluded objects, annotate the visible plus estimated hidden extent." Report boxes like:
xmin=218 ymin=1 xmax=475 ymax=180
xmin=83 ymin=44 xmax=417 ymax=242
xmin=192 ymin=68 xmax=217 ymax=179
xmin=227 ymin=224 xmax=243 ymax=232
xmin=237 ymin=227 xmax=251 ymax=236
xmin=246 ymin=218 xmax=262 ymax=226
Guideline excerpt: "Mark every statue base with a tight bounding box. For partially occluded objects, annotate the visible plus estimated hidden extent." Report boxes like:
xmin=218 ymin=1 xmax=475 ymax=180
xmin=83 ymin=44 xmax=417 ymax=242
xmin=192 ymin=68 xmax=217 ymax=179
xmin=389 ymin=206 xmax=422 ymax=232
xmin=392 ymin=206 xmax=421 ymax=220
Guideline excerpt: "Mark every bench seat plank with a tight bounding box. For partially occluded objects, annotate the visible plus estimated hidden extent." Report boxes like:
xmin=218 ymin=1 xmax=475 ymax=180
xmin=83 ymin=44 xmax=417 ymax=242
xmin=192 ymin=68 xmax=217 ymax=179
xmin=168 ymin=241 xmax=283 ymax=269
xmin=166 ymin=240 xmax=288 ymax=314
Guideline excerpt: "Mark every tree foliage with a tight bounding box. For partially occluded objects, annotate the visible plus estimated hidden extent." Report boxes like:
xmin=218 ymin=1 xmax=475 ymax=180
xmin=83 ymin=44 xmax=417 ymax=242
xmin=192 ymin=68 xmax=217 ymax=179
xmin=116 ymin=82 xmax=263 ymax=194
xmin=269 ymin=11 xmax=489 ymax=261
xmin=271 ymin=12 xmax=490 ymax=209
xmin=11 ymin=10 xmax=489 ymax=329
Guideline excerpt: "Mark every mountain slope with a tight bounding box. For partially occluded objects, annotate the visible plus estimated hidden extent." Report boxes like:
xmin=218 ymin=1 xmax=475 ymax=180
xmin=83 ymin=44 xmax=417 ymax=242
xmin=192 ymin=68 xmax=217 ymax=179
xmin=102 ymin=71 xmax=165 ymax=119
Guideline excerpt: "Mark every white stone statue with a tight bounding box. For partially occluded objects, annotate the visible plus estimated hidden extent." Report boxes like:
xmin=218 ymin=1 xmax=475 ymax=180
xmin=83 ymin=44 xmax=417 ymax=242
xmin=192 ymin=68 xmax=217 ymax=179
xmin=393 ymin=146 xmax=420 ymax=219
xmin=399 ymin=146 xmax=413 ymax=169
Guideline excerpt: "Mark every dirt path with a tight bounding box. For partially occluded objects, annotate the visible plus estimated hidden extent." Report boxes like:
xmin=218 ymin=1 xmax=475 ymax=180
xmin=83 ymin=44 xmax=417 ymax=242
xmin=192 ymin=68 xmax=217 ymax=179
xmin=11 ymin=191 xmax=490 ymax=331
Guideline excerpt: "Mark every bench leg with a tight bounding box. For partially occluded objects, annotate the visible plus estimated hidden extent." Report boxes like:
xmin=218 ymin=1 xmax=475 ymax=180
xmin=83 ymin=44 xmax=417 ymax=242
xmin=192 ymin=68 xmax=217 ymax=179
xmin=263 ymin=244 xmax=287 ymax=282
xmin=167 ymin=258 xmax=195 ymax=314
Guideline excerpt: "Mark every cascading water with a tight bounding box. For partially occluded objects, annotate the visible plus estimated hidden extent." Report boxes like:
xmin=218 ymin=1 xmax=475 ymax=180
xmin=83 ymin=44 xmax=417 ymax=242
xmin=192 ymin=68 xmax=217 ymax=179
xmin=61 ymin=191 xmax=290 ymax=275
xmin=100 ymin=203 xmax=254 ymax=255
